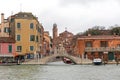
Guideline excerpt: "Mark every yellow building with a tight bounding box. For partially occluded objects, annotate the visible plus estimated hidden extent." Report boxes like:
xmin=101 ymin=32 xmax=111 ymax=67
xmin=10 ymin=12 xmax=44 ymax=59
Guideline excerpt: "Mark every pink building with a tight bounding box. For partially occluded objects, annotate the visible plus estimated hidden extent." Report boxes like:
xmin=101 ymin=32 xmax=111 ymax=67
xmin=0 ymin=37 xmax=15 ymax=62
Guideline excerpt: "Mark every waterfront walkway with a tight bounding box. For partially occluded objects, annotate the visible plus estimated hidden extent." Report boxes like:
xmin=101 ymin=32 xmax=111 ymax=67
xmin=22 ymin=58 xmax=92 ymax=65
xmin=21 ymin=52 xmax=119 ymax=65
xmin=21 ymin=57 xmax=119 ymax=65
xmin=21 ymin=59 xmax=118 ymax=65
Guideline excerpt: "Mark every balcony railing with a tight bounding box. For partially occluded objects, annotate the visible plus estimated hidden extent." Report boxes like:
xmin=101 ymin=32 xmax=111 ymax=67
xmin=85 ymin=47 xmax=120 ymax=52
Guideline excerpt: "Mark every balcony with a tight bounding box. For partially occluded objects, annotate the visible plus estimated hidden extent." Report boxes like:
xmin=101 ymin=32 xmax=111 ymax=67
xmin=85 ymin=47 xmax=120 ymax=52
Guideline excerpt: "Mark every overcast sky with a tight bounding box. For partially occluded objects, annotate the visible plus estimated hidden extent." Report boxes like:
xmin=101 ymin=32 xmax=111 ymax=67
xmin=0 ymin=0 xmax=120 ymax=35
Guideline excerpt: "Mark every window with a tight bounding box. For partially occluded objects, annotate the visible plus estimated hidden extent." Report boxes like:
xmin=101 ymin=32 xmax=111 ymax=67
xmin=17 ymin=23 xmax=21 ymax=29
xmin=38 ymin=28 xmax=41 ymax=33
xmin=10 ymin=18 xmax=14 ymax=22
xmin=4 ymin=27 xmax=9 ymax=33
xmin=17 ymin=46 xmax=22 ymax=52
xmin=30 ymin=46 xmax=34 ymax=51
xmin=117 ymin=44 xmax=120 ymax=47
xmin=8 ymin=45 xmax=12 ymax=53
xmin=100 ymin=41 xmax=108 ymax=47
xmin=30 ymin=23 xmax=34 ymax=29
xmin=85 ymin=41 xmax=92 ymax=47
xmin=30 ymin=35 xmax=35 ymax=41
xmin=17 ymin=35 xmax=21 ymax=41
xmin=24 ymin=14 xmax=28 ymax=17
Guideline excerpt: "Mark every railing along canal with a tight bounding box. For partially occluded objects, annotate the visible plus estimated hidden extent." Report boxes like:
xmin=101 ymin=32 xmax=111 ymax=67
xmin=85 ymin=47 xmax=120 ymax=52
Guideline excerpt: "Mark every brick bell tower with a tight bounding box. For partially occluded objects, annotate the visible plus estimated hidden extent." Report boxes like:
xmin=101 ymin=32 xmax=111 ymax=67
xmin=53 ymin=23 xmax=58 ymax=48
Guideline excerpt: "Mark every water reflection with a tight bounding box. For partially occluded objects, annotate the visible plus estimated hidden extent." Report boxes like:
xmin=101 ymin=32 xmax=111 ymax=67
xmin=0 ymin=62 xmax=120 ymax=80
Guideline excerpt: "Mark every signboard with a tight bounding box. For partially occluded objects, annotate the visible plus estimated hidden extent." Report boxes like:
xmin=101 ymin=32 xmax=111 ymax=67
xmin=104 ymin=52 xmax=108 ymax=54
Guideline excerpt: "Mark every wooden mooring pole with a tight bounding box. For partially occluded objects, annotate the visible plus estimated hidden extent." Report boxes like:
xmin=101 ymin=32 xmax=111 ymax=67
xmin=116 ymin=58 xmax=119 ymax=65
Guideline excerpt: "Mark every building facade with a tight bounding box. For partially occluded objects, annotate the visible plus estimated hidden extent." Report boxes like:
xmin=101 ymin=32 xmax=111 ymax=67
xmin=52 ymin=24 xmax=74 ymax=54
xmin=43 ymin=31 xmax=51 ymax=56
xmin=0 ymin=13 xmax=10 ymax=37
xmin=75 ymin=35 xmax=120 ymax=61
xmin=0 ymin=37 xmax=15 ymax=63
xmin=9 ymin=12 xmax=44 ymax=59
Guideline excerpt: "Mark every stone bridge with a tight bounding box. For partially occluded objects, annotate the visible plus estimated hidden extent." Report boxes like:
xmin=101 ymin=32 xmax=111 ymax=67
xmin=39 ymin=53 xmax=82 ymax=65
xmin=22 ymin=53 xmax=92 ymax=65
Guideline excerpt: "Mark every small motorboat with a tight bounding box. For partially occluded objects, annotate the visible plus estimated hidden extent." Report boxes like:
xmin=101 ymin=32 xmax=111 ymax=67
xmin=62 ymin=57 xmax=73 ymax=64
xmin=93 ymin=58 xmax=102 ymax=65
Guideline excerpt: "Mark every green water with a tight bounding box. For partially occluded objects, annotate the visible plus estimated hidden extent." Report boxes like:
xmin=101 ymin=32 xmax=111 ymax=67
xmin=0 ymin=62 xmax=120 ymax=80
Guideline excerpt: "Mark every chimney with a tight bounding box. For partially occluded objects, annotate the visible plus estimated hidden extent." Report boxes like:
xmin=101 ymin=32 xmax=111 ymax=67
xmin=1 ymin=13 xmax=4 ymax=23
xmin=113 ymin=33 xmax=116 ymax=37
xmin=88 ymin=33 xmax=91 ymax=36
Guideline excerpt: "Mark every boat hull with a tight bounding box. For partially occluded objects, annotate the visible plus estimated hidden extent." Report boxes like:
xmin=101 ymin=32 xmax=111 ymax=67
xmin=0 ymin=63 xmax=18 ymax=66
xmin=93 ymin=62 xmax=102 ymax=65
xmin=62 ymin=57 xmax=73 ymax=64
xmin=93 ymin=58 xmax=102 ymax=65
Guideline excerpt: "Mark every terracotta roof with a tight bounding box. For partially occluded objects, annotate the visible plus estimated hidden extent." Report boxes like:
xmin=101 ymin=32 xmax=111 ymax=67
xmin=60 ymin=30 xmax=73 ymax=35
xmin=78 ymin=35 xmax=120 ymax=40
xmin=0 ymin=37 xmax=15 ymax=43
xmin=59 ymin=30 xmax=74 ymax=37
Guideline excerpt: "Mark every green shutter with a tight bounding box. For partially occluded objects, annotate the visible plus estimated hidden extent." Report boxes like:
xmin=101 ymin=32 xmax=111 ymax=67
xmin=8 ymin=45 xmax=12 ymax=53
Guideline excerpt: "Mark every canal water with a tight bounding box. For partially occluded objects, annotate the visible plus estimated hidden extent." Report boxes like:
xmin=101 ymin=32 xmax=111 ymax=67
xmin=0 ymin=61 xmax=120 ymax=80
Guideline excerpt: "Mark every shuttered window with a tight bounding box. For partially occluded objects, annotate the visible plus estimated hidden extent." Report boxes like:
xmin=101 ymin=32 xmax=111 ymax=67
xmin=8 ymin=45 xmax=12 ymax=53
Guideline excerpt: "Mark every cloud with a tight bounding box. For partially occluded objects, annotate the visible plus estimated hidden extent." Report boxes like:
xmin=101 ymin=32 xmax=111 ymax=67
xmin=60 ymin=0 xmax=105 ymax=5
xmin=39 ymin=0 xmax=120 ymax=35
xmin=1 ymin=0 xmax=120 ymax=35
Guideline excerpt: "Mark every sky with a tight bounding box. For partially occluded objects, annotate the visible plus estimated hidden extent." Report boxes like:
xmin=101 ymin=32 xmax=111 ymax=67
xmin=0 ymin=0 xmax=120 ymax=36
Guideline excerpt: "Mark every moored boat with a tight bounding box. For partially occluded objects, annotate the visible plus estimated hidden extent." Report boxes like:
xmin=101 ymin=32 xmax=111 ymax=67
xmin=0 ymin=60 xmax=20 ymax=66
xmin=93 ymin=58 xmax=102 ymax=65
xmin=62 ymin=57 xmax=73 ymax=64
xmin=0 ymin=63 xmax=19 ymax=66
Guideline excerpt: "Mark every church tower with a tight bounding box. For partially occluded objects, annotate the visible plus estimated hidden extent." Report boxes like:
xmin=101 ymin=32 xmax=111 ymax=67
xmin=53 ymin=23 xmax=58 ymax=48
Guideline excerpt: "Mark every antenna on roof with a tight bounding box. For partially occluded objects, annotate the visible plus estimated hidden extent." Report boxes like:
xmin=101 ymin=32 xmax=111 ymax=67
xmin=20 ymin=3 xmax=22 ymax=12
xmin=11 ymin=11 xmax=13 ymax=15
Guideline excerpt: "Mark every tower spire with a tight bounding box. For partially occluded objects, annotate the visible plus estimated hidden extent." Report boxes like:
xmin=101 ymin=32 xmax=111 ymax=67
xmin=53 ymin=23 xmax=58 ymax=48
xmin=65 ymin=27 xmax=67 ymax=31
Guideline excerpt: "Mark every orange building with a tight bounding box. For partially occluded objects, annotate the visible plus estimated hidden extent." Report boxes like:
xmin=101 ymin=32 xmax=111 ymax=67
xmin=76 ymin=35 xmax=120 ymax=61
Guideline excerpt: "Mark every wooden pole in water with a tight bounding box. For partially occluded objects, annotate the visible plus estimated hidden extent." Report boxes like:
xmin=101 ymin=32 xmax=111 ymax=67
xmin=115 ymin=51 xmax=119 ymax=66
xmin=116 ymin=57 xmax=119 ymax=65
